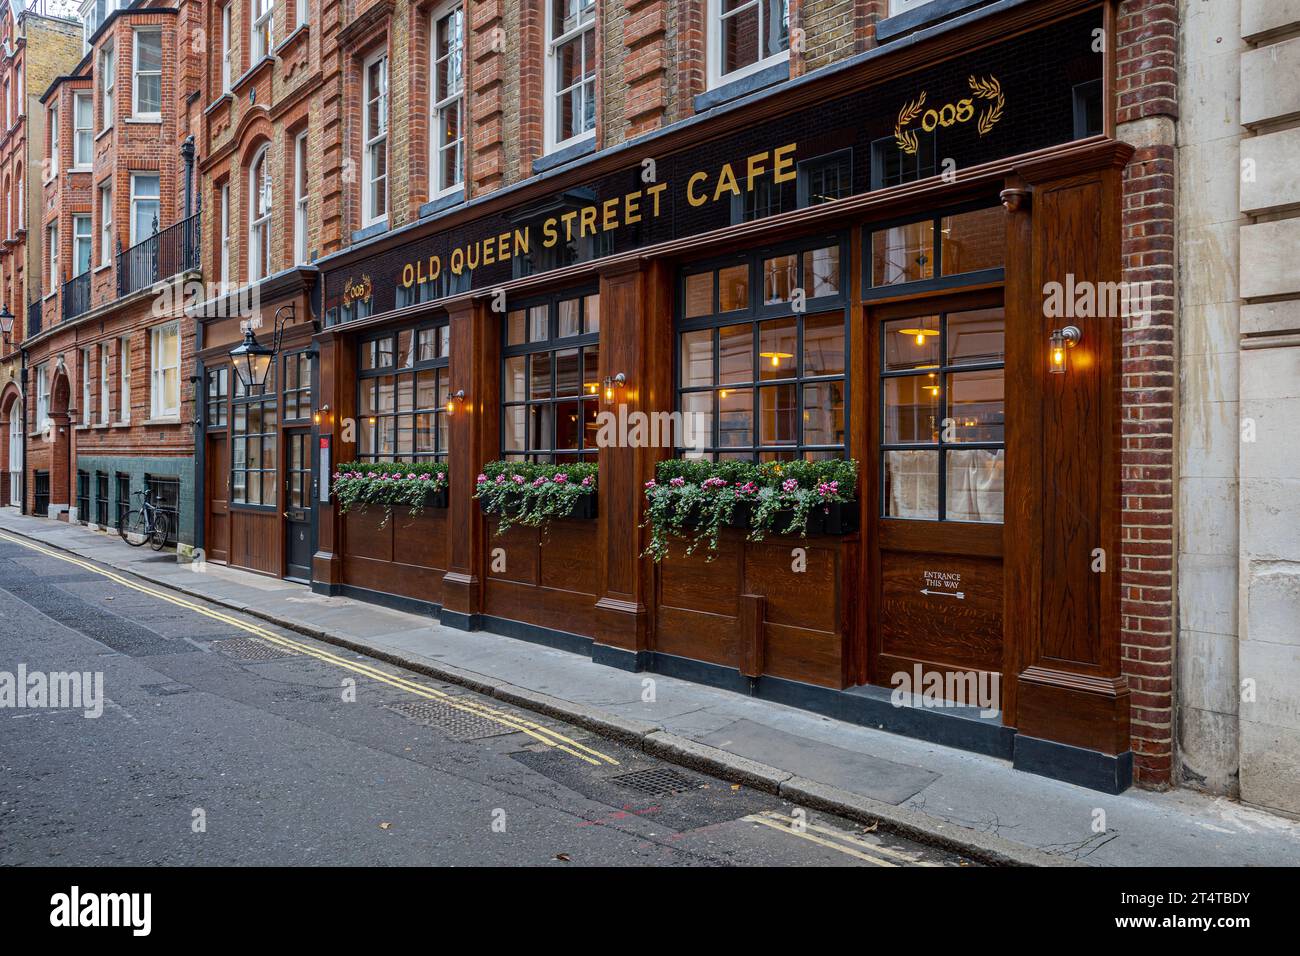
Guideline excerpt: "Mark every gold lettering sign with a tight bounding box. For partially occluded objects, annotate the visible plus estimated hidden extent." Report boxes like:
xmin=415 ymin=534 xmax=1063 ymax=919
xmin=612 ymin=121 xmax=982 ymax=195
xmin=894 ymin=76 xmax=1005 ymax=155
xmin=342 ymin=274 xmax=373 ymax=306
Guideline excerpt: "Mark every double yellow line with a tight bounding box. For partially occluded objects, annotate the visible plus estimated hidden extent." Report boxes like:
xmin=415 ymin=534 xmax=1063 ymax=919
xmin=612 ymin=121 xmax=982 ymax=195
xmin=743 ymin=810 xmax=941 ymax=867
xmin=0 ymin=531 xmax=619 ymax=768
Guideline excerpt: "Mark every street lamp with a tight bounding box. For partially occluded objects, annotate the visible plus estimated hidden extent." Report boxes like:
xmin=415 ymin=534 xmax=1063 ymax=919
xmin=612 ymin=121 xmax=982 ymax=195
xmin=0 ymin=304 xmax=13 ymax=346
xmin=228 ymin=304 xmax=295 ymax=390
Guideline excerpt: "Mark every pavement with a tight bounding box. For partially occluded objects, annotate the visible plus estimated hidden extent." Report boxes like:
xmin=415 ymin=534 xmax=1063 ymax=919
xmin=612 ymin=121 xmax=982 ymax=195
xmin=3 ymin=506 xmax=1299 ymax=867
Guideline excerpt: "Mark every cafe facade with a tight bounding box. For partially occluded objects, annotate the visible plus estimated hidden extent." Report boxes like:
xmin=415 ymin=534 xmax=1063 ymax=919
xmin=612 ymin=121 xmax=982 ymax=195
xmin=193 ymin=0 xmax=1173 ymax=794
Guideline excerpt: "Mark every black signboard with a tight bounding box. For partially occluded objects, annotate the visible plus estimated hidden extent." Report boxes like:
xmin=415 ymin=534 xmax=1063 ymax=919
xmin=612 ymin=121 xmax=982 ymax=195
xmin=324 ymin=10 xmax=1102 ymax=324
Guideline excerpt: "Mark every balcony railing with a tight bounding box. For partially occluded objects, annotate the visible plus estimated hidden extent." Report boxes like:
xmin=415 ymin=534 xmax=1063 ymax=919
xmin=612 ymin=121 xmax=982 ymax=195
xmin=62 ymin=270 xmax=92 ymax=322
xmin=117 ymin=212 xmax=202 ymax=299
xmin=27 ymin=299 xmax=41 ymax=338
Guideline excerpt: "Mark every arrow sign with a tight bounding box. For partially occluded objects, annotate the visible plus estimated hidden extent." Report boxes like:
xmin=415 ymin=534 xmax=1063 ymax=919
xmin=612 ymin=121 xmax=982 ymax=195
xmin=920 ymin=588 xmax=965 ymax=599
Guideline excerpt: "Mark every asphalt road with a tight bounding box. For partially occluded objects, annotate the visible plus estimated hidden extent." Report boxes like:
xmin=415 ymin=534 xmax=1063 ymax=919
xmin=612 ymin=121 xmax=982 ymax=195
xmin=0 ymin=533 xmax=970 ymax=867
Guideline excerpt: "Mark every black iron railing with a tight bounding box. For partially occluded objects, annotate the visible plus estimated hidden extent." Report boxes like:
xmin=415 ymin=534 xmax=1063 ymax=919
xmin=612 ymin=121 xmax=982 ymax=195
xmin=117 ymin=212 xmax=202 ymax=298
xmin=27 ymin=299 xmax=41 ymax=338
xmin=62 ymin=270 xmax=91 ymax=322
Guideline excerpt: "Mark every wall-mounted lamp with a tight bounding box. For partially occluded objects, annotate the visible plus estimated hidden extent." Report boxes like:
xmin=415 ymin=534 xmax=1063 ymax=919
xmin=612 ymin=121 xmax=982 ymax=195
xmin=446 ymin=389 xmax=466 ymax=414
xmin=602 ymin=372 xmax=626 ymax=402
xmin=313 ymin=404 xmax=331 ymax=427
xmin=0 ymin=304 xmax=14 ymax=346
xmin=1049 ymin=325 xmax=1081 ymax=375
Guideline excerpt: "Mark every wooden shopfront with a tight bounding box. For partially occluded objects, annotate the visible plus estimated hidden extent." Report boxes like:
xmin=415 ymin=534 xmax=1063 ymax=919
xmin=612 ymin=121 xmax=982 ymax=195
xmin=310 ymin=1 xmax=1135 ymax=791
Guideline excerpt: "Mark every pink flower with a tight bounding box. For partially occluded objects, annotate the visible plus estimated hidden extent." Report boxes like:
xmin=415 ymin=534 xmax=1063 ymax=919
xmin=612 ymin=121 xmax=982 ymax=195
xmin=581 ymin=476 xmax=592 ymax=487
xmin=407 ymin=473 xmax=417 ymax=479
xmin=703 ymin=477 xmax=727 ymax=490
xmin=419 ymin=474 xmax=430 ymax=481
xmin=476 ymin=473 xmax=488 ymax=483
xmin=817 ymin=480 xmax=840 ymax=498
xmin=737 ymin=481 xmax=757 ymax=495
xmin=553 ymin=473 xmax=568 ymax=483
xmin=532 ymin=477 xmax=546 ymax=487
xmin=512 ymin=475 xmax=525 ymax=485
xmin=644 ymin=479 xmax=657 ymax=489
xmin=496 ymin=475 xmax=507 ymax=484
xmin=782 ymin=478 xmax=798 ymax=493
xmin=669 ymin=476 xmax=686 ymax=487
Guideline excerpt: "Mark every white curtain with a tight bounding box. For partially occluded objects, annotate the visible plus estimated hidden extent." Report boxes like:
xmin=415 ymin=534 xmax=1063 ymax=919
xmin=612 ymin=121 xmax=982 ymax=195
xmin=945 ymin=449 xmax=1005 ymax=523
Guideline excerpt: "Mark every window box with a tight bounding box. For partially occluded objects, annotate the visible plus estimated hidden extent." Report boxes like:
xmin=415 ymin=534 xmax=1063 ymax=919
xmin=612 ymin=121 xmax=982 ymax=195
xmin=332 ymin=461 xmax=450 ymax=528
xmin=475 ymin=460 xmax=598 ymax=534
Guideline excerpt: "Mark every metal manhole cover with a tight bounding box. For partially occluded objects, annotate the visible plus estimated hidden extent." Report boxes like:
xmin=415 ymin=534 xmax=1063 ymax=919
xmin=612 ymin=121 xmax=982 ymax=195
xmin=387 ymin=699 xmax=517 ymax=740
xmin=608 ymin=767 xmax=700 ymax=797
xmin=214 ymin=636 xmax=298 ymax=662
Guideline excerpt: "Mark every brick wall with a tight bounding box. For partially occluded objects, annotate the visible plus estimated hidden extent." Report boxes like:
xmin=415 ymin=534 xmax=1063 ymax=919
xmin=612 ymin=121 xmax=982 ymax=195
xmin=1116 ymin=0 xmax=1179 ymax=788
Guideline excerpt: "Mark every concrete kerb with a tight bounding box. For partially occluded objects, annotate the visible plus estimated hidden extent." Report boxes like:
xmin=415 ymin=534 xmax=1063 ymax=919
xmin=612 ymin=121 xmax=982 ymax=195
xmin=0 ymin=523 xmax=1076 ymax=868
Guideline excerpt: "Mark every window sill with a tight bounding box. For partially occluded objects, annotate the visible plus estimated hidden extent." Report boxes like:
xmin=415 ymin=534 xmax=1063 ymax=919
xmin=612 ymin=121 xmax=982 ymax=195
xmin=696 ymin=59 xmax=790 ymax=113
xmin=417 ymin=188 xmax=464 ymax=219
xmin=875 ymin=0 xmax=992 ymax=44
xmin=142 ymin=416 xmax=181 ymax=426
xmin=71 ymin=165 xmax=93 ymax=174
xmin=112 ymin=420 xmax=131 ymax=428
xmin=352 ymin=219 xmax=389 ymax=244
xmin=273 ymin=23 xmax=309 ymax=57
xmin=95 ymin=125 xmax=113 ymax=142
xmin=125 ymin=116 xmax=161 ymax=125
xmin=42 ymin=291 xmax=56 ymax=302
xmin=533 ymin=134 xmax=596 ymax=175
xmin=204 ymin=92 xmax=234 ymax=115
xmin=94 ymin=263 xmax=112 ymax=274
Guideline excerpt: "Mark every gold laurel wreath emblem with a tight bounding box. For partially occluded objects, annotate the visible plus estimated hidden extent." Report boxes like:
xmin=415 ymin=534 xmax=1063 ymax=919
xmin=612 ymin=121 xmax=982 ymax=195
xmin=893 ymin=91 xmax=927 ymax=155
xmin=968 ymin=75 xmax=1004 ymax=136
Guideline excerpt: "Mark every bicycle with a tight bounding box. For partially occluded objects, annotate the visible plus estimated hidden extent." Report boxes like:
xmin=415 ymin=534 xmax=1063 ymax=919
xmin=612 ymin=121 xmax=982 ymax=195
xmin=118 ymin=488 xmax=171 ymax=551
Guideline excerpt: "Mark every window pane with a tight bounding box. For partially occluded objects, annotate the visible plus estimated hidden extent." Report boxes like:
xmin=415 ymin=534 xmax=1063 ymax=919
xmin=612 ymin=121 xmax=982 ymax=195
xmin=502 ymin=405 xmax=526 ymax=452
xmin=802 ymin=380 xmax=844 ymax=448
xmin=528 ymin=404 xmax=552 ymax=451
xmin=415 ymin=412 xmax=435 ymax=453
xmin=529 ymin=352 xmax=552 ymax=398
xmin=946 ymin=449 xmax=1005 ymax=523
xmin=758 ymin=383 xmax=797 ymax=447
xmin=582 ymin=347 xmax=600 ymax=397
xmin=684 ymin=272 xmax=713 ymax=317
xmin=397 ymin=329 xmax=414 ymax=367
xmin=884 ymin=450 xmax=938 ymax=520
xmin=679 ymin=329 xmax=712 ymax=388
xmin=376 ymin=376 xmax=395 ymax=413
xmin=359 ymin=380 xmax=375 ymax=416
xmin=946 ymin=307 xmax=1005 ymax=366
xmin=555 ymin=348 xmax=580 ymax=396
xmin=680 ymin=390 xmax=713 ymax=454
xmin=584 ymin=293 xmax=600 ymax=334
xmin=416 ymin=369 xmax=438 ymax=409
xmin=761 ymin=253 xmax=796 ymax=304
xmin=555 ymin=400 xmax=581 ymax=449
xmin=503 ymin=356 xmax=526 ymax=403
xmin=529 ymin=304 xmax=549 ymax=342
xmin=941 ymin=207 xmax=1004 ymax=276
xmin=883 ymin=316 xmax=940 ymax=371
xmin=758 ymin=317 xmax=796 ymax=380
xmin=883 ymin=374 xmax=939 ymax=444
xmin=376 ymin=336 xmax=394 ymax=366
xmin=804 ymin=314 xmax=845 ymax=377
xmin=948 ymin=369 xmax=1004 ymax=443
xmin=557 ymin=298 xmax=581 ymax=337
xmin=872 ymin=220 xmax=934 ymax=286
xmin=718 ymin=323 xmax=752 ymax=384
xmin=803 ymin=246 xmax=840 ymax=298
xmin=717 ymin=387 xmax=752 ymax=448
xmin=396 ymin=374 xmax=414 ymax=412
xmin=718 ymin=264 xmax=748 ymax=312
xmin=417 ymin=327 xmax=440 ymax=361
xmin=723 ymin=1 xmax=760 ymax=74
xmin=507 ymin=310 xmax=526 ymax=345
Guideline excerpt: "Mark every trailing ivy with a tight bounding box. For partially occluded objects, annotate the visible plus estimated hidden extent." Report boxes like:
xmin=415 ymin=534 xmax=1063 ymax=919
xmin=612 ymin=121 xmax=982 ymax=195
xmin=474 ymin=460 xmax=598 ymax=535
xmin=331 ymin=461 xmax=449 ymax=528
xmin=642 ymin=458 xmax=858 ymax=562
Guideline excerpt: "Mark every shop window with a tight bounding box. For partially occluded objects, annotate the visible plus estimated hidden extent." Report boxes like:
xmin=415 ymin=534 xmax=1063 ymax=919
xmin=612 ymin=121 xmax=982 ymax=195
xmin=870 ymin=131 xmax=937 ymax=191
xmin=282 ymin=351 xmax=312 ymax=422
xmin=501 ymin=292 xmax=600 ymax=463
xmin=357 ymin=322 xmax=450 ymax=462
xmin=708 ymin=0 xmax=789 ymax=88
xmin=677 ymin=240 xmax=847 ymax=461
xmin=880 ymin=306 xmax=1005 ymax=523
xmin=867 ymin=204 xmax=1004 ymax=293
xmin=545 ymin=0 xmax=596 ymax=152
xmin=232 ymin=363 xmax=277 ymax=506
xmin=205 ymin=366 xmax=228 ymax=428
xmin=798 ymin=150 xmax=853 ymax=208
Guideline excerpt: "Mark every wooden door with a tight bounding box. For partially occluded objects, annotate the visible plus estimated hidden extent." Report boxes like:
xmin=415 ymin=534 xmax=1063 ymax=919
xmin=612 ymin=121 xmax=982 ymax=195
xmin=866 ymin=288 xmax=1006 ymax=709
xmin=206 ymin=433 xmax=229 ymax=563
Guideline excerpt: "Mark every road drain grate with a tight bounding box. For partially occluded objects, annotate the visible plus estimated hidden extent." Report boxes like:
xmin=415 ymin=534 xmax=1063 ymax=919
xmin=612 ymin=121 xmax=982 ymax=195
xmin=214 ymin=637 xmax=299 ymax=662
xmin=608 ymin=767 xmax=700 ymax=797
xmin=387 ymin=699 xmax=517 ymax=740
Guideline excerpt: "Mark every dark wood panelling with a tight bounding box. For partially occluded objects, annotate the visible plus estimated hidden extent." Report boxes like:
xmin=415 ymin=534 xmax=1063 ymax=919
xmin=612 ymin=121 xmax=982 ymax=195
xmin=341 ymin=509 xmax=448 ymax=605
xmin=229 ymin=509 xmax=280 ymax=576
xmin=879 ymin=551 xmax=1003 ymax=673
xmin=205 ymin=433 xmax=229 ymax=564
xmin=483 ymin=517 xmax=598 ymax=635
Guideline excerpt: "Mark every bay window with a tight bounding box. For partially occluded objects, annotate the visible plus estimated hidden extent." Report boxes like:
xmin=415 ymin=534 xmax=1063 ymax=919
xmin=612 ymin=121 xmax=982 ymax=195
xmin=99 ymin=41 xmax=115 ymax=130
xmin=73 ymin=93 xmax=93 ymax=167
xmin=129 ymin=173 xmax=159 ymax=245
xmin=362 ymin=52 xmax=388 ymax=225
xmin=545 ymin=0 xmax=596 ymax=152
xmin=73 ymin=214 xmax=92 ymax=276
xmin=99 ymin=182 xmax=113 ymax=266
xmin=502 ymin=292 xmax=601 ymax=463
xmin=430 ymin=2 xmax=464 ymax=196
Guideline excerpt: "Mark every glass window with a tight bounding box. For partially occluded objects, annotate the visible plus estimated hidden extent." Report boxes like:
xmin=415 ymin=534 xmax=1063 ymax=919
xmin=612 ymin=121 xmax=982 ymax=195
xmin=231 ymin=363 xmax=277 ymax=506
xmin=363 ymin=53 xmax=389 ymax=224
xmin=72 ymin=214 xmax=92 ymax=276
xmin=132 ymin=29 xmax=162 ymax=116
xmin=253 ymin=0 xmax=274 ymax=61
xmin=711 ymin=0 xmax=789 ymax=87
xmin=546 ymin=0 xmax=596 ymax=150
xmin=149 ymin=321 xmax=180 ymax=419
xmin=73 ymin=93 xmax=93 ymax=167
xmin=283 ymin=352 xmax=312 ymax=421
xmin=676 ymin=240 xmax=848 ymax=461
xmin=881 ymin=306 xmax=1005 ymax=523
xmin=99 ymin=42 xmax=114 ymax=131
xmin=206 ymin=366 xmax=228 ymax=428
xmin=357 ymin=322 xmax=450 ymax=462
xmin=869 ymin=206 xmax=1004 ymax=289
xmin=129 ymin=173 xmax=159 ymax=246
xmin=501 ymin=293 xmax=599 ymax=462
xmin=249 ymin=146 xmax=272 ymax=280
xmin=431 ymin=3 xmax=464 ymax=196
xmin=294 ymin=131 xmax=309 ymax=265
